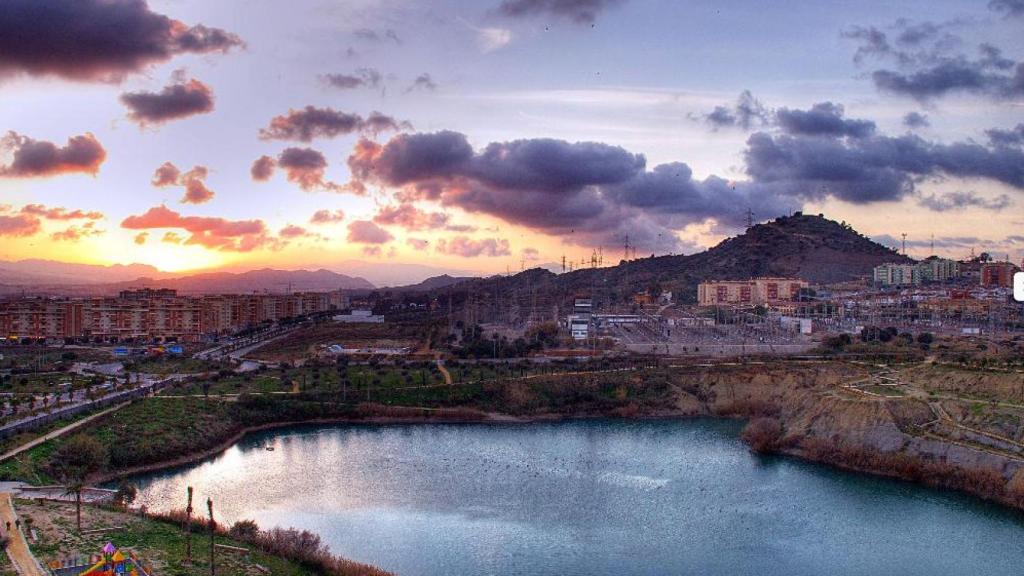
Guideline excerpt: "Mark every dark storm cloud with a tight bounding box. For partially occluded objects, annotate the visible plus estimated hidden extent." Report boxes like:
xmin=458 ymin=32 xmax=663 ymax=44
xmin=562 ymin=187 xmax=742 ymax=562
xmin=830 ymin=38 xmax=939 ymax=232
xmin=259 ymin=106 xmax=407 ymax=142
xmin=743 ymin=130 xmax=1024 ymax=204
xmin=348 ymin=121 xmax=1024 ymax=251
xmin=0 ymin=132 xmax=106 ymax=177
xmin=917 ymin=191 xmax=1011 ymax=212
xmin=696 ymin=90 xmax=769 ymax=131
xmin=775 ymin=102 xmax=876 ymax=139
xmin=497 ymin=0 xmax=625 ymax=24
xmin=348 ymin=131 xmax=741 ymax=251
xmin=903 ymin=112 xmax=930 ymax=129
xmin=321 ymin=68 xmax=382 ymax=90
xmin=0 ymin=0 xmax=242 ymax=82
xmin=989 ymin=0 xmax=1024 ymax=18
xmin=986 ymin=124 xmax=1024 ymax=147
xmin=872 ymin=58 xmax=1024 ymax=101
xmin=845 ymin=19 xmax=1022 ymax=101
xmin=120 ymin=78 xmax=214 ymax=125
xmin=250 ymin=155 xmax=275 ymax=181
xmin=604 ymin=163 xmax=799 ymax=229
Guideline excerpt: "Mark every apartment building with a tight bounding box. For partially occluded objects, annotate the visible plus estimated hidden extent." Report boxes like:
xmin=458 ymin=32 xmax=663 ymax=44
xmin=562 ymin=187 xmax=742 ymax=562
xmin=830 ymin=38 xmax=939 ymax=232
xmin=1 ymin=289 xmax=351 ymax=342
xmin=697 ymin=278 xmax=808 ymax=307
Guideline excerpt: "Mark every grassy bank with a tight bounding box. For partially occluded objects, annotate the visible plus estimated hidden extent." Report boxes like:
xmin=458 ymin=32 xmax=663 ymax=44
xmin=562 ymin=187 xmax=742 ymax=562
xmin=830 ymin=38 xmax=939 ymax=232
xmin=17 ymin=498 xmax=390 ymax=576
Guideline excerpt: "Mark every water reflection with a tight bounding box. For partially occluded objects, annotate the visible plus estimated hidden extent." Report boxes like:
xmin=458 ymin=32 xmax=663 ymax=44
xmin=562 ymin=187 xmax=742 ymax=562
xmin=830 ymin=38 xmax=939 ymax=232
xmin=130 ymin=419 xmax=1024 ymax=576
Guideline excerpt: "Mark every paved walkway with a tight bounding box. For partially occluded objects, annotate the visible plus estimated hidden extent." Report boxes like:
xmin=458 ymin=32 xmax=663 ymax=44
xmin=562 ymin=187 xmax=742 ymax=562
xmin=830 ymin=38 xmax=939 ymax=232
xmin=0 ymin=493 xmax=46 ymax=576
xmin=0 ymin=401 xmax=131 ymax=463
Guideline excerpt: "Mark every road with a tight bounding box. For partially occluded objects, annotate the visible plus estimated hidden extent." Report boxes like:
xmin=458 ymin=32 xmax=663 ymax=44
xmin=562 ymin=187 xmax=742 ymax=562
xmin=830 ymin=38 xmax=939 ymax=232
xmin=0 ymin=493 xmax=46 ymax=576
xmin=0 ymin=401 xmax=132 ymax=463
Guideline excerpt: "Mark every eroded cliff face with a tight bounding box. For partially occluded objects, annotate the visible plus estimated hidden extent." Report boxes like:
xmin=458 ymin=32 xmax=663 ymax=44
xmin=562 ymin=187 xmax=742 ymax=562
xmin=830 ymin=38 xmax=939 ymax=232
xmin=660 ymin=362 xmax=1024 ymax=508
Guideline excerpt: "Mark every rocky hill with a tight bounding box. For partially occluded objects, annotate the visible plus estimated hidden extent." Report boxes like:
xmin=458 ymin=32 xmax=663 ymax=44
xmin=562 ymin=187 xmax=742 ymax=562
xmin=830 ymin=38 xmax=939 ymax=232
xmin=435 ymin=214 xmax=913 ymax=306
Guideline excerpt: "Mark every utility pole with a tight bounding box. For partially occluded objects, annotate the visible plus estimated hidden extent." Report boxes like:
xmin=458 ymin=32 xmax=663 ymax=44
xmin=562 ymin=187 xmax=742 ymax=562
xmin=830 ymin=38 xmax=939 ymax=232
xmin=184 ymin=486 xmax=193 ymax=564
xmin=561 ymin=255 xmax=566 ymax=274
xmin=207 ymin=498 xmax=215 ymax=576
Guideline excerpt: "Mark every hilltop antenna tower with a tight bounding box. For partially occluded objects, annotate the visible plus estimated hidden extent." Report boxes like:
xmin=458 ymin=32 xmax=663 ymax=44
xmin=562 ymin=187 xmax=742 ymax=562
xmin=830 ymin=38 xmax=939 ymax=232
xmin=901 ymin=233 xmax=907 ymax=256
xmin=623 ymin=235 xmax=631 ymax=262
xmin=931 ymin=234 xmax=935 ymax=256
xmin=561 ymin=255 xmax=566 ymax=273
xmin=745 ymin=208 xmax=755 ymax=229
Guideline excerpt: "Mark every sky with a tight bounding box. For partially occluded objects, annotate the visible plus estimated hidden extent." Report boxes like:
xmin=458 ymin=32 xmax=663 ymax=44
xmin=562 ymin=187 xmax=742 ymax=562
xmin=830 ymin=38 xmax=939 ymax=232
xmin=0 ymin=0 xmax=1022 ymax=279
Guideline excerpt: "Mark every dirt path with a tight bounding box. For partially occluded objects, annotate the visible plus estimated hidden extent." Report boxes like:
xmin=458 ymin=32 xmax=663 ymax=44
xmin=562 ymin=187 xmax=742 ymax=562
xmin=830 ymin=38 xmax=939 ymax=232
xmin=0 ymin=401 xmax=132 ymax=463
xmin=436 ymin=357 xmax=453 ymax=386
xmin=0 ymin=493 xmax=46 ymax=576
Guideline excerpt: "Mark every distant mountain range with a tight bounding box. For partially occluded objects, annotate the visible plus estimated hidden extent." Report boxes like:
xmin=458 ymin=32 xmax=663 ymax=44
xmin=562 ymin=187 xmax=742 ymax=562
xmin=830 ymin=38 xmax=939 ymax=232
xmin=0 ymin=214 xmax=912 ymax=298
xmin=0 ymin=263 xmax=374 ymax=296
xmin=0 ymin=259 xmax=172 ymax=286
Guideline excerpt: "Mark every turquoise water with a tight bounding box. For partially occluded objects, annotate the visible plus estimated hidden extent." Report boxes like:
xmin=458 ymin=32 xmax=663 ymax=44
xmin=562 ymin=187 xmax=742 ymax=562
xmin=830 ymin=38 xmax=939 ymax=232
xmin=128 ymin=420 xmax=1024 ymax=575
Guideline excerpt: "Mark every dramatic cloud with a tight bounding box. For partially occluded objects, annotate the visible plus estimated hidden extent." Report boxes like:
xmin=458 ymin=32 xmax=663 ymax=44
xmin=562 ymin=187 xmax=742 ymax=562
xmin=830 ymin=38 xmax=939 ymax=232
xmin=120 ymin=78 xmax=214 ymax=125
xmin=259 ymin=106 xmax=406 ymax=142
xmin=373 ymin=204 xmax=450 ymax=230
xmin=310 ymin=209 xmax=346 ymax=224
xmin=498 ymin=0 xmax=625 ymax=24
xmin=775 ymin=102 xmax=876 ymax=138
xmin=989 ymin=0 xmax=1024 ymax=18
xmin=349 ymin=123 xmax=1024 ymax=249
xmin=744 ymin=130 xmax=1024 ymax=204
xmin=0 ymin=132 xmax=106 ymax=177
xmin=274 ymin=147 xmax=362 ymax=194
xmin=0 ymin=0 xmax=242 ymax=82
xmin=436 ymin=236 xmax=511 ymax=257
xmin=0 ymin=214 xmax=42 ymax=237
xmin=405 ymin=73 xmax=438 ymax=93
xmin=150 ymin=162 xmax=214 ymax=204
xmin=321 ymin=68 xmax=382 ymax=90
xmin=347 ymin=220 xmax=394 ymax=244
xmin=250 ymin=155 xmax=275 ymax=181
xmin=917 ymin=191 xmax=1011 ymax=212
xmin=523 ymin=247 xmax=541 ymax=261
xmin=348 ymin=131 xmax=703 ymax=250
xmin=903 ymin=111 xmax=930 ymax=128
xmin=987 ymin=123 xmax=1024 ymax=147
xmin=696 ymin=90 xmax=769 ymax=131
xmin=121 ymin=205 xmax=273 ymax=252
xmin=844 ymin=22 xmax=1023 ymax=101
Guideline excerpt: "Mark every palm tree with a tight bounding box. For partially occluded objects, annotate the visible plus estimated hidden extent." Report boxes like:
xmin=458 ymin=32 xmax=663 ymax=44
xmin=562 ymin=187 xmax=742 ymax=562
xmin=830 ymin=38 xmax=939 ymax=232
xmin=63 ymin=481 xmax=85 ymax=532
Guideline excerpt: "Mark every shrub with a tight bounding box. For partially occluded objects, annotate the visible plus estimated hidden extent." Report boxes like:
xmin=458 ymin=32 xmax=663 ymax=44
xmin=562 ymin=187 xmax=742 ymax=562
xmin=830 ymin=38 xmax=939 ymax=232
xmin=741 ymin=417 xmax=784 ymax=453
xmin=229 ymin=519 xmax=260 ymax=540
